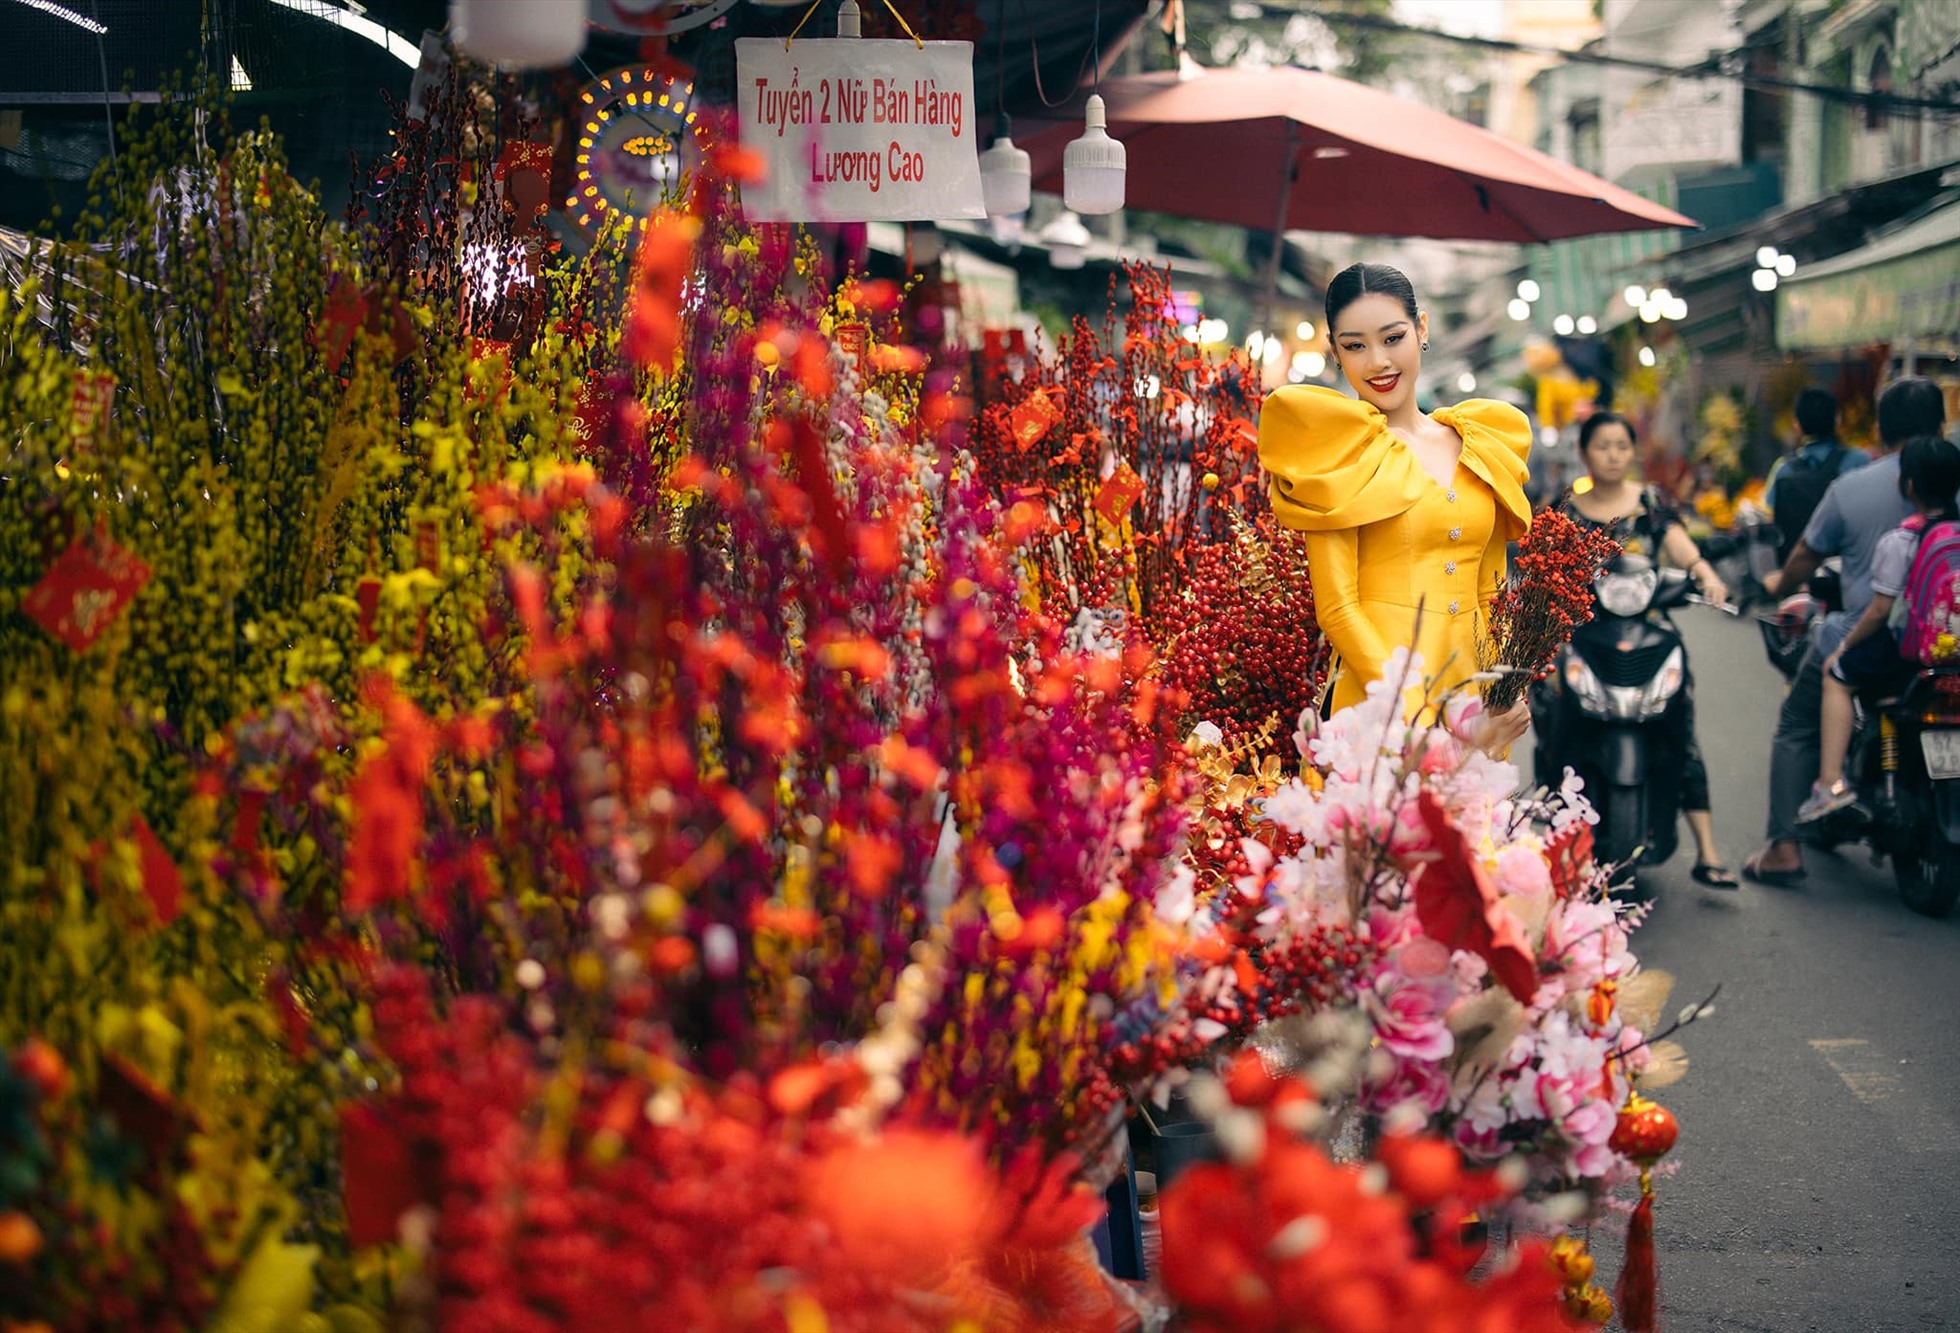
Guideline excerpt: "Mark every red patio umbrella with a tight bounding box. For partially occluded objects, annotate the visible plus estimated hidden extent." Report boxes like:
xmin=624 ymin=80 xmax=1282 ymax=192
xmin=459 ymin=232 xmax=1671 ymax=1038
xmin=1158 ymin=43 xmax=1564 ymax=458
xmin=1019 ymin=65 xmax=1697 ymax=244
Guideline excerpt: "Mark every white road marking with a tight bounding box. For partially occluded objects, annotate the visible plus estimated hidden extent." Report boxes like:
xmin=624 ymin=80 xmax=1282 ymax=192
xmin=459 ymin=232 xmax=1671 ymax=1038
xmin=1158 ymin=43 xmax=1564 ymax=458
xmin=1810 ymin=1037 xmax=1955 ymax=1154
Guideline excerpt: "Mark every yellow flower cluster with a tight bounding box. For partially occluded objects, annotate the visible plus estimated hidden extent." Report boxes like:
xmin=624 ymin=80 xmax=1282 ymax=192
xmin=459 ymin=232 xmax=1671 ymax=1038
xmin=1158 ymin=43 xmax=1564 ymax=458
xmin=0 ymin=88 xmax=626 ymax=1313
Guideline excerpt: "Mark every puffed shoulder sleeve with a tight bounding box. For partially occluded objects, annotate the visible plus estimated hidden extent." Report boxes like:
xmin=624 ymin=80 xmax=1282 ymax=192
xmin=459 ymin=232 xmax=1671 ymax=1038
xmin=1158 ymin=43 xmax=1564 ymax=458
xmin=1441 ymin=398 xmax=1533 ymax=542
xmin=1258 ymin=385 xmax=1421 ymax=532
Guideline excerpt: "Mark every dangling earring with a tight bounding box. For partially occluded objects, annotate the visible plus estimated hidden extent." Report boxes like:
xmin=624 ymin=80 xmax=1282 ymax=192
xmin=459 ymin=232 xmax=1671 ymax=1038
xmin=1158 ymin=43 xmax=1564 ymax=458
xmin=1421 ymin=339 xmax=1429 ymax=350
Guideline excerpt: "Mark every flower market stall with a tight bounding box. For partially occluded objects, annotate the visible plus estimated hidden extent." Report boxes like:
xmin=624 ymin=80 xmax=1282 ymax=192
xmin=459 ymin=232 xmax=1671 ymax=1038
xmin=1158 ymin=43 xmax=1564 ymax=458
xmin=1 ymin=40 xmax=1691 ymax=1333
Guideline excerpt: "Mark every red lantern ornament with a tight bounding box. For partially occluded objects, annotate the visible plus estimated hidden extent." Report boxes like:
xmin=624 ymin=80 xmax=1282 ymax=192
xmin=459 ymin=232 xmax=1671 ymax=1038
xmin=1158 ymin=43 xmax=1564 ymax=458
xmin=1611 ymin=1092 xmax=1679 ymax=1333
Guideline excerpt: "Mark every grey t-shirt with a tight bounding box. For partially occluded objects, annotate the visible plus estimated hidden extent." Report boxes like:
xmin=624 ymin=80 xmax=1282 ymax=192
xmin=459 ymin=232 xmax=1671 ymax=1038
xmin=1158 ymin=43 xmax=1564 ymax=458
xmin=1869 ymin=523 xmax=1918 ymax=599
xmin=1803 ymin=453 xmax=1913 ymax=656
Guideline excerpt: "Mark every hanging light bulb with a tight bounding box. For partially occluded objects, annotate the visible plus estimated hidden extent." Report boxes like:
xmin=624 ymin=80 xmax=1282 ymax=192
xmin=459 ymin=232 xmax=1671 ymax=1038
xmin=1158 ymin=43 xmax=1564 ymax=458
xmin=1623 ymin=284 xmax=1647 ymax=307
xmin=1553 ymin=314 xmax=1576 ymax=336
xmin=1775 ymin=254 xmax=1797 ymax=277
xmin=1041 ymin=210 xmax=1092 ymax=270
xmin=1576 ymin=315 xmax=1598 ymax=335
xmin=979 ymin=116 xmax=1032 ymax=218
xmin=1751 ymin=268 xmax=1779 ymax=292
xmin=451 ymin=0 xmax=586 ymax=68
xmin=1517 ymin=278 xmax=1542 ymax=302
xmin=1063 ymin=94 xmax=1127 ymax=215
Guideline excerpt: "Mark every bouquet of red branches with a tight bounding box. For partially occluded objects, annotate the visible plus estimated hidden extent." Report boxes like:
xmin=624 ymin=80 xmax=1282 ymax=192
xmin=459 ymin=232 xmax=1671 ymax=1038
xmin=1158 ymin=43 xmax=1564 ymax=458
xmin=1482 ymin=509 xmax=1621 ymax=712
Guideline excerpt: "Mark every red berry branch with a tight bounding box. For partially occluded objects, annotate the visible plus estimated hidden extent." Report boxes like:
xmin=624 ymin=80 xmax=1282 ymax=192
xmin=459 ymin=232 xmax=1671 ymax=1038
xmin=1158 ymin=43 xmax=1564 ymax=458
xmin=1482 ymin=510 xmax=1620 ymax=712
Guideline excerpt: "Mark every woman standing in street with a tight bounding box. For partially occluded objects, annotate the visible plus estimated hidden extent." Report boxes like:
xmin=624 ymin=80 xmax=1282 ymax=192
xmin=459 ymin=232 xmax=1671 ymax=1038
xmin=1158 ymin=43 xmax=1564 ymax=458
xmin=1258 ymin=262 xmax=1532 ymax=750
xmin=1558 ymin=410 xmax=1739 ymax=888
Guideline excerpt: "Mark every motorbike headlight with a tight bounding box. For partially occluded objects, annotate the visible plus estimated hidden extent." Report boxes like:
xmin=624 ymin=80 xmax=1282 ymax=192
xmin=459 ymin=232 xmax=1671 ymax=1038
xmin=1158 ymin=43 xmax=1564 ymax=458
xmin=1596 ymin=567 xmax=1659 ymax=617
xmin=1638 ymin=646 xmax=1687 ymax=717
xmin=1563 ymin=655 xmax=1608 ymax=713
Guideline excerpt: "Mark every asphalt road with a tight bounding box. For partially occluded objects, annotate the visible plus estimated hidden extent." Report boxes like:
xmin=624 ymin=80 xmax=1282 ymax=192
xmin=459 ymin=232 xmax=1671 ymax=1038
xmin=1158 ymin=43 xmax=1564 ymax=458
xmin=1534 ymin=607 xmax=1960 ymax=1333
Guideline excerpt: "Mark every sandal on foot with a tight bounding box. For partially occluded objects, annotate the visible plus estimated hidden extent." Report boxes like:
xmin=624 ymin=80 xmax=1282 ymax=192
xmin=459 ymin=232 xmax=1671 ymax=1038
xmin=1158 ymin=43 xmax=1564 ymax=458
xmin=1692 ymin=862 xmax=1740 ymax=890
xmin=1740 ymin=850 xmax=1805 ymax=887
xmin=1796 ymin=779 xmax=1858 ymax=824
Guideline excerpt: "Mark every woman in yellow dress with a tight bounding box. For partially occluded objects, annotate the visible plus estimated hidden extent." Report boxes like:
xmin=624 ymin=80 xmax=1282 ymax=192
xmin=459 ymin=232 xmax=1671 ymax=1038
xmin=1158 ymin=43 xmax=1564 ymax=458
xmin=1258 ymin=262 xmax=1533 ymax=750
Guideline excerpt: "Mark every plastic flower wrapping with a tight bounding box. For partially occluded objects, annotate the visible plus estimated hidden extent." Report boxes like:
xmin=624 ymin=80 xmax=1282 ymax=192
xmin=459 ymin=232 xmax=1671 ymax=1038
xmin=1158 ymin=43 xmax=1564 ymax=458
xmin=0 ymin=55 xmax=1679 ymax=1333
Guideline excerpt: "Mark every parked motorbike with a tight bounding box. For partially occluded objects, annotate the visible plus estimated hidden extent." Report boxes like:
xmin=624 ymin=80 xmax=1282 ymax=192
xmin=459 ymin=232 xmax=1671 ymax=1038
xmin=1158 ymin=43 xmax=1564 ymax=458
xmin=1531 ymin=554 xmax=1722 ymax=884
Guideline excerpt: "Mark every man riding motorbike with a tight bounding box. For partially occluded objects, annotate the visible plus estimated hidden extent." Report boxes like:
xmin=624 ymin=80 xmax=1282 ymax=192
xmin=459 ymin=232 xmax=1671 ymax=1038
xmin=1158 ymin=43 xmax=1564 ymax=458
xmin=1743 ymin=377 xmax=1950 ymax=886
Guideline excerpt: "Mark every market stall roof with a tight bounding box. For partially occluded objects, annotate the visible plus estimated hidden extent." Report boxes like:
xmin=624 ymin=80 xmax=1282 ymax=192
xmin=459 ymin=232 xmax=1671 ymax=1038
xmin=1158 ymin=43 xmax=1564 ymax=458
xmin=1777 ymin=196 xmax=1960 ymax=352
xmin=1015 ymin=64 xmax=1697 ymax=244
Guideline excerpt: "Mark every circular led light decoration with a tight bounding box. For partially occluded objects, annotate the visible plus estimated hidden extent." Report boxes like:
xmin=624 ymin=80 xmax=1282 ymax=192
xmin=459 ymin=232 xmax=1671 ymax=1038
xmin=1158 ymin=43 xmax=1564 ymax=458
xmin=567 ymin=65 xmax=709 ymax=235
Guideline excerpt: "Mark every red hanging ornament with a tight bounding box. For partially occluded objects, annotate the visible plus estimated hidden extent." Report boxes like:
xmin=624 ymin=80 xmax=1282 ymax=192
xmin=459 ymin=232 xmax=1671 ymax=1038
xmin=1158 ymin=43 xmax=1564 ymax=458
xmin=1611 ymin=1091 xmax=1680 ymax=1333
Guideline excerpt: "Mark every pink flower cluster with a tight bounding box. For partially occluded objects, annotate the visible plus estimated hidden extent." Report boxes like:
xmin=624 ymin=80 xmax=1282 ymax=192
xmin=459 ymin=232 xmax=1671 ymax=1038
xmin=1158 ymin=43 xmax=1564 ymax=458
xmin=1196 ymin=650 xmax=1655 ymax=1214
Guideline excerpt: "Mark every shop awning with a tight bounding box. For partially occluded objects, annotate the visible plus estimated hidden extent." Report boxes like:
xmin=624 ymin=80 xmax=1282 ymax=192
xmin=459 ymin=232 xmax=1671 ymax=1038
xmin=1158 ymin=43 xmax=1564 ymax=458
xmin=1776 ymin=198 xmax=1960 ymax=351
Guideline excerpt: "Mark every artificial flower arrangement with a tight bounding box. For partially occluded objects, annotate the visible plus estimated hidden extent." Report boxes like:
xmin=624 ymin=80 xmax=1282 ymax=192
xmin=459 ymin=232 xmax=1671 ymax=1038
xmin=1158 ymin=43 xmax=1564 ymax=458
xmin=1265 ymin=655 xmax=1649 ymax=1202
xmin=0 ymin=53 xmax=1689 ymax=1333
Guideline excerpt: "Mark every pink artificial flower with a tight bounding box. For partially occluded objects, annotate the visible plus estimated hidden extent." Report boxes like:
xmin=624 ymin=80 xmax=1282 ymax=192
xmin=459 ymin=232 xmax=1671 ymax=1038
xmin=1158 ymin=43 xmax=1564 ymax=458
xmin=1365 ymin=971 xmax=1455 ymax=1062
xmin=1542 ymin=898 xmax=1634 ymax=996
xmin=1419 ymin=731 xmax=1466 ymax=777
xmin=1292 ymin=707 xmax=1318 ymax=759
xmin=1362 ymin=1052 xmax=1452 ymax=1117
xmin=1493 ymin=843 xmax=1553 ymax=898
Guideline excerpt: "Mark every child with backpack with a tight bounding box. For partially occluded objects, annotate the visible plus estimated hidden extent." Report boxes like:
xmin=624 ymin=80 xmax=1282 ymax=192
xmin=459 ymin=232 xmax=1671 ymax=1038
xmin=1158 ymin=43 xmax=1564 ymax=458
xmin=1798 ymin=435 xmax=1960 ymax=823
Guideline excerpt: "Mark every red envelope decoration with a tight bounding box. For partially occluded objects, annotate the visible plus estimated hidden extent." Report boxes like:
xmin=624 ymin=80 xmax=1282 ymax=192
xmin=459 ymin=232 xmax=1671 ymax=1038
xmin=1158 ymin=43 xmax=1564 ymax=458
xmin=1095 ymin=461 xmax=1146 ymax=526
xmin=1411 ymin=790 xmax=1539 ymax=1004
xmin=568 ymin=375 xmax=610 ymax=449
xmin=355 ymin=574 xmax=383 ymax=645
xmin=98 ymin=1050 xmax=190 ymax=1177
xmin=320 ymin=281 xmax=370 ymax=373
xmin=67 ymin=369 xmax=114 ymax=458
xmin=496 ymin=140 xmax=557 ymax=226
xmin=1008 ymin=387 xmax=1062 ymax=451
xmin=130 ymin=814 xmax=183 ymax=927
xmin=23 ymin=530 xmax=152 ymax=653
xmin=834 ymin=321 xmax=871 ymax=377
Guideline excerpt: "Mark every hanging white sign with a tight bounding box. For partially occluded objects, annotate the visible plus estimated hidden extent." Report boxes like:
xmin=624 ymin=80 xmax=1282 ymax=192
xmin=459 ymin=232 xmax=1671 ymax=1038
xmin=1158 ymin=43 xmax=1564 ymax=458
xmin=735 ymin=38 xmax=985 ymax=223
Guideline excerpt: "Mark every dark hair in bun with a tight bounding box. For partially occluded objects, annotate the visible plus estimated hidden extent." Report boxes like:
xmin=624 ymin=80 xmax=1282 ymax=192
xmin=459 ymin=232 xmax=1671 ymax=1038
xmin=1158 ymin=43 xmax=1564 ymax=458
xmin=1325 ymin=262 xmax=1419 ymax=332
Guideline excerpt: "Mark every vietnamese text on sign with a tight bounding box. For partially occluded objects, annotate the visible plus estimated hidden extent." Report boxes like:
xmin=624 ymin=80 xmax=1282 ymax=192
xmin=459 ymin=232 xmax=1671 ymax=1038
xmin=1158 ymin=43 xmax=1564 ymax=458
xmin=736 ymin=38 xmax=985 ymax=223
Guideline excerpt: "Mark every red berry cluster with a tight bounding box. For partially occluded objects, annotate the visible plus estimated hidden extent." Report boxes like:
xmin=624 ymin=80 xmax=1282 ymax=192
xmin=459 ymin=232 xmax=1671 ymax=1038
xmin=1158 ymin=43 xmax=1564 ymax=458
xmin=966 ymin=262 xmax=1268 ymax=628
xmin=1101 ymin=921 xmax=1366 ymax=1093
xmin=1154 ymin=514 xmax=1327 ymax=750
xmin=1484 ymin=509 xmax=1621 ymax=712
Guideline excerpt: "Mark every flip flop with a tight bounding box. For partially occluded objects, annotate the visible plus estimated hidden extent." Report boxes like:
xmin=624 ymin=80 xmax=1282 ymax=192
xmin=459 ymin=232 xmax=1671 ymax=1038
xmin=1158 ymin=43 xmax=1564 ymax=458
xmin=1692 ymin=862 xmax=1741 ymax=890
xmin=1740 ymin=850 xmax=1804 ymax=887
